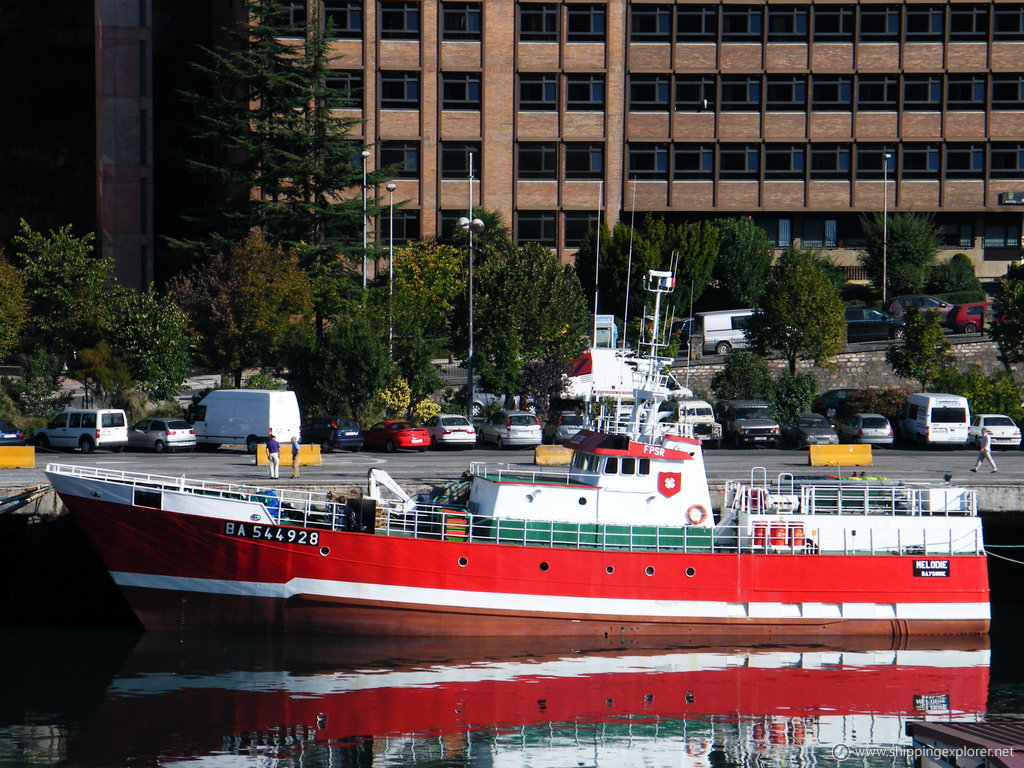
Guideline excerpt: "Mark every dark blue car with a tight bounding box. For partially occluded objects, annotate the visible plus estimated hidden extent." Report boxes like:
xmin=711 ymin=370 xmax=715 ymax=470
xmin=301 ymin=416 xmax=363 ymax=452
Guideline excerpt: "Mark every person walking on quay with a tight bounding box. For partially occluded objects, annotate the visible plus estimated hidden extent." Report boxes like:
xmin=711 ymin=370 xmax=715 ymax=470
xmin=267 ymin=430 xmax=281 ymax=479
xmin=972 ymin=429 xmax=997 ymax=473
xmin=290 ymin=435 xmax=301 ymax=479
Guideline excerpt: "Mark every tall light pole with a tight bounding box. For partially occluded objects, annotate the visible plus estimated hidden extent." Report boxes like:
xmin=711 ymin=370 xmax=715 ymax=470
xmin=457 ymin=153 xmax=484 ymax=414
xmin=361 ymin=149 xmax=371 ymax=289
xmin=883 ymin=150 xmax=892 ymax=307
xmin=387 ymin=182 xmax=396 ymax=357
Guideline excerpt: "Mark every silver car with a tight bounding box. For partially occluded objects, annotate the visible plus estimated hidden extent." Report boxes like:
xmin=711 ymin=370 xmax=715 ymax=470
xmin=478 ymin=410 xmax=542 ymax=449
xmin=127 ymin=418 xmax=197 ymax=453
xmin=838 ymin=413 xmax=894 ymax=446
xmin=543 ymin=411 xmax=585 ymax=444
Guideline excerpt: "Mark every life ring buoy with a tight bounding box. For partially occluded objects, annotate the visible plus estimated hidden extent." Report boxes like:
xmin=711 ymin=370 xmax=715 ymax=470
xmin=686 ymin=504 xmax=708 ymax=525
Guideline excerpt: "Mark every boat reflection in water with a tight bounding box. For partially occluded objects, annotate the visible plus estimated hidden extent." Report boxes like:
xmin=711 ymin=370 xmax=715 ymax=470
xmin=69 ymin=635 xmax=990 ymax=767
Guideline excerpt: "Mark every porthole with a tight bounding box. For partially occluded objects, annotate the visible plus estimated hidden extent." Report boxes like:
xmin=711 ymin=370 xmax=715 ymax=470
xmin=539 ymin=561 xmax=549 ymax=571
xmin=458 ymin=556 xmax=468 ymax=567
xmin=578 ymin=497 xmax=587 ymax=505
xmin=319 ymin=546 xmax=330 ymax=557
xmin=606 ymin=565 xmax=614 ymax=574
xmin=685 ymin=566 xmax=695 ymax=578
xmin=645 ymin=566 xmax=655 ymax=576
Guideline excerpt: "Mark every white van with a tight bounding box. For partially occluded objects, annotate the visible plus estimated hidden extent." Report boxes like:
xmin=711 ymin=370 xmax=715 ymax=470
xmin=34 ymin=409 xmax=129 ymax=453
xmin=697 ymin=308 xmax=754 ymax=355
xmin=188 ymin=389 xmax=301 ymax=453
xmin=899 ymin=393 xmax=971 ymax=447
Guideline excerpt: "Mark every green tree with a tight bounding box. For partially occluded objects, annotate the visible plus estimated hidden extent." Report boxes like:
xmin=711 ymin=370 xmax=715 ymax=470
xmin=885 ymin=310 xmax=953 ymax=390
xmin=0 ymin=250 xmax=27 ymax=361
xmin=927 ymin=252 xmax=983 ymax=296
xmin=474 ymin=242 xmax=589 ymax=397
xmin=712 ymin=217 xmax=774 ymax=307
xmin=932 ymin=365 xmax=1024 ymax=423
xmin=860 ymin=210 xmax=941 ymax=298
xmin=990 ymin=263 xmax=1024 ymax=369
xmin=75 ymin=341 xmax=137 ymax=413
xmin=12 ymin=219 xmax=113 ymax=356
xmin=770 ymin=371 xmax=818 ymax=426
xmin=710 ymin=350 xmax=773 ymax=400
xmin=169 ymin=231 xmax=314 ymax=386
xmin=3 ymin=347 xmax=73 ymax=417
xmin=108 ymin=286 xmax=194 ymax=402
xmin=745 ymin=247 xmax=846 ymax=374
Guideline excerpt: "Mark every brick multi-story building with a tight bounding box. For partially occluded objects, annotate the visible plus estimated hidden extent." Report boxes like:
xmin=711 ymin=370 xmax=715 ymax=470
xmin=294 ymin=0 xmax=1024 ymax=278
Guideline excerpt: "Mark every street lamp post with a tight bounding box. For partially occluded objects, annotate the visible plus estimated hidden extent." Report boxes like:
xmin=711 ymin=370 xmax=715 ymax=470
xmin=457 ymin=153 xmax=484 ymax=413
xmin=361 ymin=149 xmax=371 ymax=289
xmin=387 ymin=182 xmax=396 ymax=357
xmin=883 ymin=151 xmax=892 ymax=306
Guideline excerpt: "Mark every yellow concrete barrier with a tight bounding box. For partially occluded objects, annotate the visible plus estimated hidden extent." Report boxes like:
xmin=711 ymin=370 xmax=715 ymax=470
xmin=535 ymin=444 xmax=573 ymax=466
xmin=255 ymin=443 xmax=321 ymax=466
xmin=808 ymin=444 xmax=873 ymax=467
xmin=0 ymin=445 xmax=34 ymax=468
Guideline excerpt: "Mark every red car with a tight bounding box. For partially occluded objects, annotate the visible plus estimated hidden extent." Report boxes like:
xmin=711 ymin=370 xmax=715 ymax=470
xmin=363 ymin=420 xmax=430 ymax=453
xmin=945 ymin=301 xmax=1001 ymax=334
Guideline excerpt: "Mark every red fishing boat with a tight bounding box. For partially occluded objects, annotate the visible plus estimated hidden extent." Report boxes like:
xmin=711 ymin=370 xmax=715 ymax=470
xmin=46 ymin=272 xmax=989 ymax=638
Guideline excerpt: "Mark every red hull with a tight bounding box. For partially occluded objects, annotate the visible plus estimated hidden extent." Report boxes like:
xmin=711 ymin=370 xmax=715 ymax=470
xmin=64 ymin=495 xmax=990 ymax=637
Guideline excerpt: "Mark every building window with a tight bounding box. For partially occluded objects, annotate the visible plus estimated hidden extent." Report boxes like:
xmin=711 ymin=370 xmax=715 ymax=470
xmin=719 ymin=144 xmax=760 ymax=178
xmin=903 ymin=76 xmax=942 ymax=111
xmin=517 ymin=143 xmax=557 ymax=179
xmin=859 ymin=6 xmax=900 ymax=40
xmin=326 ymin=70 xmax=363 ymax=108
xmin=813 ymin=6 xmax=854 ymax=41
xmin=442 ymin=72 xmax=481 ymax=110
xmin=567 ymin=4 xmax=605 ymax=42
xmin=809 ymin=144 xmax=851 ymax=179
xmin=992 ymin=75 xmax=1024 ymax=110
xmin=627 ymin=143 xmax=670 ymax=179
xmin=564 ymin=211 xmax=600 ymax=247
xmin=279 ymin=1 xmax=307 ymax=36
xmin=857 ymin=75 xmax=899 ymax=111
xmin=802 ymin=218 xmax=839 ymax=248
xmin=442 ymin=2 xmax=482 ymax=40
xmin=765 ymin=75 xmax=807 ymax=111
xmin=950 ymin=5 xmax=988 ymax=41
xmin=720 ymin=76 xmax=760 ymax=111
xmin=765 ymin=144 xmax=805 ymax=179
xmin=441 ymin=142 xmax=481 ymax=178
xmin=380 ymin=71 xmax=420 ymax=108
xmin=990 ymin=144 xmax=1024 ymax=178
xmin=855 ymin=145 xmax=893 ymax=179
xmin=673 ymin=144 xmax=714 ymax=179
xmin=565 ymin=143 xmax=603 ymax=178
xmin=946 ymin=144 xmax=985 ymax=178
xmin=901 ymin=144 xmax=941 ymax=178
xmin=629 ymin=75 xmax=671 ymax=111
xmin=721 ymin=6 xmax=762 ymax=41
xmin=767 ymin=6 xmax=808 ymax=42
xmin=380 ymin=1 xmax=420 ymax=40
xmin=940 ymin=221 xmax=973 ymax=249
xmin=566 ymin=74 xmax=604 ymax=110
xmin=984 ymin=222 xmax=1021 ymax=247
xmin=325 ymin=1 xmax=363 ymax=38
xmin=948 ymin=76 xmax=986 ymax=110
xmin=905 ymin=5 xmax=944 ymax=40
xmin=676 ymin=75 xmax=716 ymax=111
xmin=520 ymin=3 xmax=558 ymax=41
xmin=519 ymin=73 xmax=558 ymax=110
xmin=994 ymin=5 xmax=1024 ymax=39
xmin=811 ymin=76 xmax=852 ymax=109
xmin=516 ymin=211 xmax=557 ymax=246
xmin=676 ymin=6 xmax=717 ymax=41
xmin=380 ymin=141 xmax=420 ymax=178
xmin=631 ymin=4 xmax=672 ymax=42
xmin=392 ymin=209 xmax=420 ymax=243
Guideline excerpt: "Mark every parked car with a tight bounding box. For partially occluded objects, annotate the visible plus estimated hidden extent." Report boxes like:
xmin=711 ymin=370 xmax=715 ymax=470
xmin=301 ymin=416 xmax=363 ymax=452
xmin=945 ymin=301 xmax=996 ymax=335
xmin=886 ymin=294 xmax=954 ymax=321
xmin=811 ymin=388 xmax=857 ymax=419
xmin=0 ymin=419 xmax=26 ymax=446
xmin=453 ymin=385 xmax=534 ymax=416
xmin=34 ymin=408 xmax=129 ymax=453
xmin=363 ymin=420 xmax=430 ymax=453
xmin=127 ymin=418 xmax=196 ymax=453
xmin=714 ymin=400 xmax=781 ymax=448
xmin=782 ymin=412 xmax=839 ymax=448
xmin=478 ymin=410 xmax=542 ymax=449
xmin=543 ymin=411 xmax=585 ymax=444
xmin=664 ymin=398 xmax=723 ymax=448
xmin=838 ymin=413 xmax=894 ymax=446
xmin=968 ymin=414 xmax=1022 ymax=449
xmin=424 ymin=414 xmax=477 ymax=449
xmin=845 ymin=306 xmax=906 ymax=343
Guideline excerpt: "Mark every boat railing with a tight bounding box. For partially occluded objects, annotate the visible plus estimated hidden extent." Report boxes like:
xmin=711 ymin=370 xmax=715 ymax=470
xmin=468 ymin=462 xmax=590 ymax=487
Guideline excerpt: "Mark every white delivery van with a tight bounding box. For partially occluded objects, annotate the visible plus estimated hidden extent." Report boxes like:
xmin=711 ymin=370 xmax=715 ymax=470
xmin=899 ymin=392 xmax=971 ymax=447
xmin=33 ymin=408 xmax=129 ymax=453
xmin=697 ymin=308 xmax=754 ymax=355
xmin=188 ymin=389 xmax=301 ymax=453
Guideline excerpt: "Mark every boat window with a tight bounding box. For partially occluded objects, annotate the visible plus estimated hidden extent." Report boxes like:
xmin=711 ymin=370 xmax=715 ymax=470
xmin=134 ymin=489 xmax=161 ymax=509
xmin=605 ymin=456 xmax=618 ymax=474
xmin=639 ymin=458 xmax=650 ymax=475
xmin=622 ymin=458 xmax=636 ymax=475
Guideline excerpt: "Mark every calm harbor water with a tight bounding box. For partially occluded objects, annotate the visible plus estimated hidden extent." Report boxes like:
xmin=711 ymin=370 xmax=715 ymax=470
xmin=3 ymin=601 xmax=1024 ymax=768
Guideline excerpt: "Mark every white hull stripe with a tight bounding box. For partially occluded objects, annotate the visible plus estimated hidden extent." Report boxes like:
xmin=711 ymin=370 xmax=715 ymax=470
xmin=111 ymin=571 xmax=991 ymax=622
